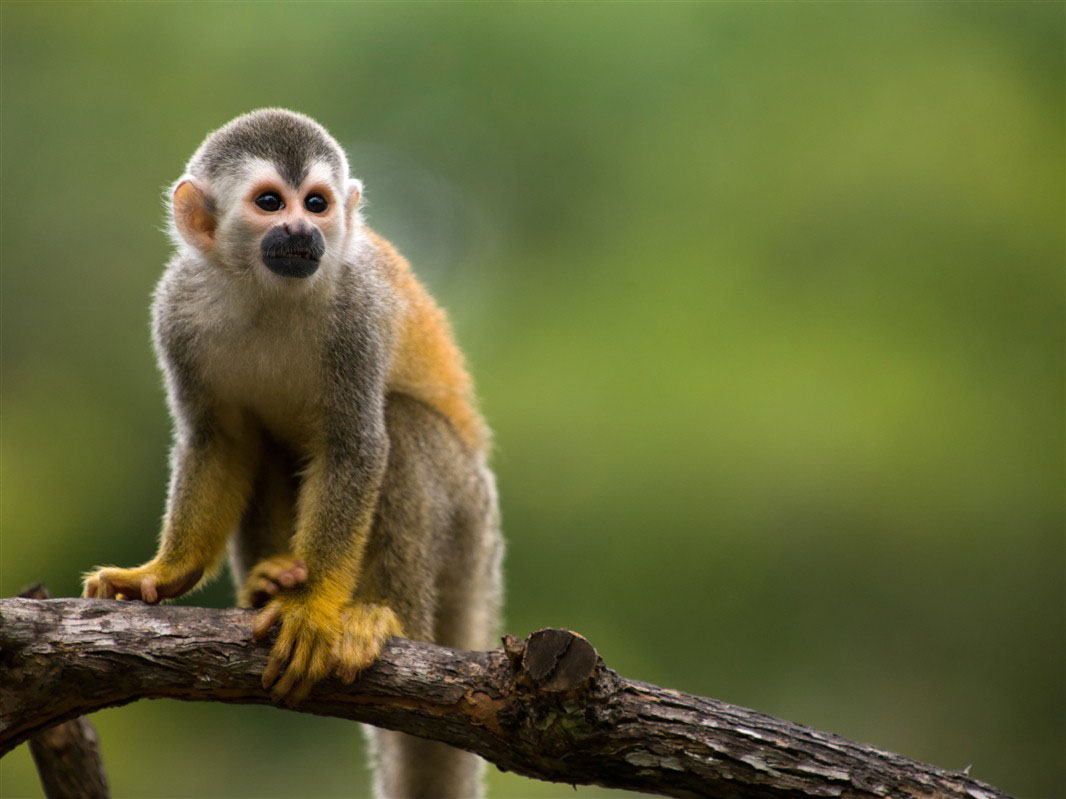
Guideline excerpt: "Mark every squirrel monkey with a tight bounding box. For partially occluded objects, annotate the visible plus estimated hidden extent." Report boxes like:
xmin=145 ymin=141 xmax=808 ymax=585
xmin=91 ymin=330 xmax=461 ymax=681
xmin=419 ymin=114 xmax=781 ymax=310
xmin=82 ymin=109 xmax=503 ymax=798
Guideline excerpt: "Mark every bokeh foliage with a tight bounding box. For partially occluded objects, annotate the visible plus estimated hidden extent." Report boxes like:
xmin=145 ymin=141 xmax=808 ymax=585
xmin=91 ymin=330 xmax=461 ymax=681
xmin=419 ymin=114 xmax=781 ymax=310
xmin=1 ymin=3 xmax=1062 ymax=798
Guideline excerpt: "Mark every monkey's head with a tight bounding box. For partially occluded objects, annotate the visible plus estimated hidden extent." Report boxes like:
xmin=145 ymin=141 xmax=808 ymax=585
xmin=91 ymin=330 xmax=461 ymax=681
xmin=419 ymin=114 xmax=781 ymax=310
xmin=168 ymin=109 xmax=362 ymax=284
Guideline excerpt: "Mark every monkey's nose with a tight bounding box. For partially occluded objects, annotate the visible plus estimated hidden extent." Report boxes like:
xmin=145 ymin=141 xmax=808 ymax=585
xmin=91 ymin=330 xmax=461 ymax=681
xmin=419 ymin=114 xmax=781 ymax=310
xmin=261 ymin=224 xmax=326 ymax=279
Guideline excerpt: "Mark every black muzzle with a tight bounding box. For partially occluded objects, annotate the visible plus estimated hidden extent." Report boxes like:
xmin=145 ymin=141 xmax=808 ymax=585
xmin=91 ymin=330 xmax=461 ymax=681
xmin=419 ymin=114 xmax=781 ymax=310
xmin=260 ymin=225 xmax=326 ymax=279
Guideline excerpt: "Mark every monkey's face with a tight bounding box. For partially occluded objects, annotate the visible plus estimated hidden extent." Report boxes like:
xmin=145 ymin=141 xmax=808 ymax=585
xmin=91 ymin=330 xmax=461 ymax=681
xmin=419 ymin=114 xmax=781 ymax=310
xmin=239 ymin=161 xmax=341 ymax=280
xmin=172 ymin=158 xmax=361 ymax=285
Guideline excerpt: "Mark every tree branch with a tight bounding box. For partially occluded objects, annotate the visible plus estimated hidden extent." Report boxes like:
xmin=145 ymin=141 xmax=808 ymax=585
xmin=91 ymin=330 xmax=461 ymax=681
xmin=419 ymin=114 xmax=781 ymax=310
xmin=0 ymin=599 xmax=1010 ymax=799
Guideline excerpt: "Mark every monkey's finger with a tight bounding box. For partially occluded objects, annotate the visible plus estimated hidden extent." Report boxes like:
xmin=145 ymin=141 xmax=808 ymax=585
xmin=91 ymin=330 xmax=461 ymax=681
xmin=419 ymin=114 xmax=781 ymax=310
xmin=271 ymin=637 xmax=312 ymax=700
xmin=262 ymin=616 xmax=298 ymax=689
xmin=140 ymin=575 xmax=159 ymax=604
xmin=247 ymin=567 xmax=305 ymax=608
xmin=279 ymin=560 xmax=308 ymax=586
xmin=253 ymin=603 xmax=283 ymax=640
xmin=249 ymin=577 xmax=280 ymax=608
xmin=262 ymin=646 xmax=290 ymax=690
xmin=284 ymin=676 xmax=317 ymax=707
xmin=259 ymin=559 xmax=307 ymax=589
xmin=334 ymin=661 xmax=360 ymax=685
xmin=333 ymin=634 xmax=380 ymax=683
xmin=262 ymin=657 xmax=284 ymax=690
xmin=331 ymin=639 xmax=356 ymax=683
xmin=270 ymin=663 xmax=301 ymax=701
xmin=96 ymin=576 xmax=115 ymax=600
xmin=275 ymin=629 xmax=335 ymax=703
xmin=275 ymin=571 xmax=297 ymax=589
xmin=90 ymin=569 xmax=151 ymax=601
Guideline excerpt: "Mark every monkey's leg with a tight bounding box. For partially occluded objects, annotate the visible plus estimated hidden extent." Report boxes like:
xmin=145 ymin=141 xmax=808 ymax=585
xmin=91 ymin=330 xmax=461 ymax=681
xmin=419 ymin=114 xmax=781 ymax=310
xmin=434 ymin=464 xmax=503 ymax=654
xmin=359 ymin=394 xmax=500 ymax=799
xmin=229 ymin=435 xmax=307 ymax=609
xmin=372 ymin=469 xmax=502 ymax=799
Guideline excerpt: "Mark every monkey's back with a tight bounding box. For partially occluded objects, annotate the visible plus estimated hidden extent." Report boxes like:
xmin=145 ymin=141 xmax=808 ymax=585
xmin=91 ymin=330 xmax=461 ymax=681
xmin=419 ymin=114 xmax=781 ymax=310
xmin=369 ymin=231 xmax=490 ymax=454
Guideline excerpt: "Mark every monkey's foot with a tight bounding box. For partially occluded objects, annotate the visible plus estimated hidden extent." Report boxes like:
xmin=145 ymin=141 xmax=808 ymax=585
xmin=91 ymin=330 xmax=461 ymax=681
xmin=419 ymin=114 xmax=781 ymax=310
xmin=82 ymin=561 xmax=203 ymax=604
xmin=238 ymin=554 xmax=308 ymax=608
xmin=331 ymin=602 xmax=405 ymax=684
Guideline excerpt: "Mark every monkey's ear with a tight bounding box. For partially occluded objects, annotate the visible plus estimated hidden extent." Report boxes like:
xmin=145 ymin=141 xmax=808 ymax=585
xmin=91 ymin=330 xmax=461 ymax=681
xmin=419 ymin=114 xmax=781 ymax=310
xmin=172 ymin=179 xmax=216 ymax=252
xmin=346 ymin=178 xmax=364 ymax=225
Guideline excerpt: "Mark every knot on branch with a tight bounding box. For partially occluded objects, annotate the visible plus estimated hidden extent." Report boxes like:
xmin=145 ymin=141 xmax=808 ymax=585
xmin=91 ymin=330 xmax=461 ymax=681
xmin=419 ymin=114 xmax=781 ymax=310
xmin=507 ymin=628 xmax=600 ymax=694
xmin=495 ymin=628 xmax=610 ymax=767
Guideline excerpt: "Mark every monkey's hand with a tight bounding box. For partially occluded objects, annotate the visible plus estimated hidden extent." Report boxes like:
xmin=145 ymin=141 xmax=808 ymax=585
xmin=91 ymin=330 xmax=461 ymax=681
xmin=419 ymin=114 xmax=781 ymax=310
xmin=82 ymin=561 xmax=203 ymax=604
xmin=254 ymin=590 xmax=344 ymax=705
xmin=237 ymin=554 xmax=309 ymax=608
xmin=253 ymin=593 xmax=404 ymax=704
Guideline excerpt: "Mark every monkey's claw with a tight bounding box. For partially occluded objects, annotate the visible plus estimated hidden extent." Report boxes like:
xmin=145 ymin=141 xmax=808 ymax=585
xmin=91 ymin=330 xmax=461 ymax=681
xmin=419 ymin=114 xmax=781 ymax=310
xmin=82 ymin=563 xmax=203 ymax=603
xmin=239 ymin=554 xmax=308 ymax=608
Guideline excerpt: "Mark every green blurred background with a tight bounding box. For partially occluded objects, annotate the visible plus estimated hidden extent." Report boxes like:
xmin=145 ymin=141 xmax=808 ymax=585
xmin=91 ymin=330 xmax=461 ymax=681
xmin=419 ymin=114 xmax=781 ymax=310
xmin=1 ymin=2 xmax=1062 ymax=798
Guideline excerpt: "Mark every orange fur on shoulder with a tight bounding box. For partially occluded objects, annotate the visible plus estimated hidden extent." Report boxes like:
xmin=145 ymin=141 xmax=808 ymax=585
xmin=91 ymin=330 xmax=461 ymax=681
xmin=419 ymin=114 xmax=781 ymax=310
xmin=370 ymin=231 xmax=488 ymax=452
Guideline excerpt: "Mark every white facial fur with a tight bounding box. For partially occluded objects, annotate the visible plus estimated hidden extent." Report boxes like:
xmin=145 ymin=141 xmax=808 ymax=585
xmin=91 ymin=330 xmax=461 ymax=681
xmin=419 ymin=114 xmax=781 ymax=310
xmin=169 ymin=157 xmax=364 ymax=294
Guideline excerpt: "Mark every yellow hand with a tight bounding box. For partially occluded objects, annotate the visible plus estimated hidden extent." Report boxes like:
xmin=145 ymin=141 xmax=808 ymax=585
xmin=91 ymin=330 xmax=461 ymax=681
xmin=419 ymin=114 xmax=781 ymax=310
xmin=253 ymin=594 xmax=404 ymax=704
xmin=254 ymin=591 xmax=344 ymax=705
xmin=82 ymin=561 xmax=203 ymax=604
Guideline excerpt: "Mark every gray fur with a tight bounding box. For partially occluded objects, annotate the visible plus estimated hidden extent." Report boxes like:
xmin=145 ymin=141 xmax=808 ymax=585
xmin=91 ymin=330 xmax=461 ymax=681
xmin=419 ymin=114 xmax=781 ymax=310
xmin=154 ymin=110 xmax=501 ymax=799
xmin=188 ymin=108 xmax=346 ymax=188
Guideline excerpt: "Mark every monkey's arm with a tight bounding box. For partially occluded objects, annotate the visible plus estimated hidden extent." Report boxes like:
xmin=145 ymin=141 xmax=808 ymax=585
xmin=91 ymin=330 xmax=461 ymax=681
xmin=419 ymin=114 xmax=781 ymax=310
xmin=253 ymin=426 xmax=394 ymax=702
xmin=84 ymin=426 xmax=257 ymax=602
xmin=252 ymin=319 xmax=402 ymax=705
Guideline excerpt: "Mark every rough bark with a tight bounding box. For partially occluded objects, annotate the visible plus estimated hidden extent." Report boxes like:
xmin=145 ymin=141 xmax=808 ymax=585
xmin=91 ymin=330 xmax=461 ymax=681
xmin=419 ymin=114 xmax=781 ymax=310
xmin=0 ymin=598 xmax=1010 ymax=799
xmin=13 ymin=585 xmax=110 ymax=799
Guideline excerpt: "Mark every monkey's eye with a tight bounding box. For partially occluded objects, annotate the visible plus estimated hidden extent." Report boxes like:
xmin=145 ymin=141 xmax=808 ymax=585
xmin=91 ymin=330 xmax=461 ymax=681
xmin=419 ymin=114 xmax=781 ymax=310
xmin=254 ymin=192 xmax=284 ymax=212
xmin=304 ymin=194 xmax=328 ymax=214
